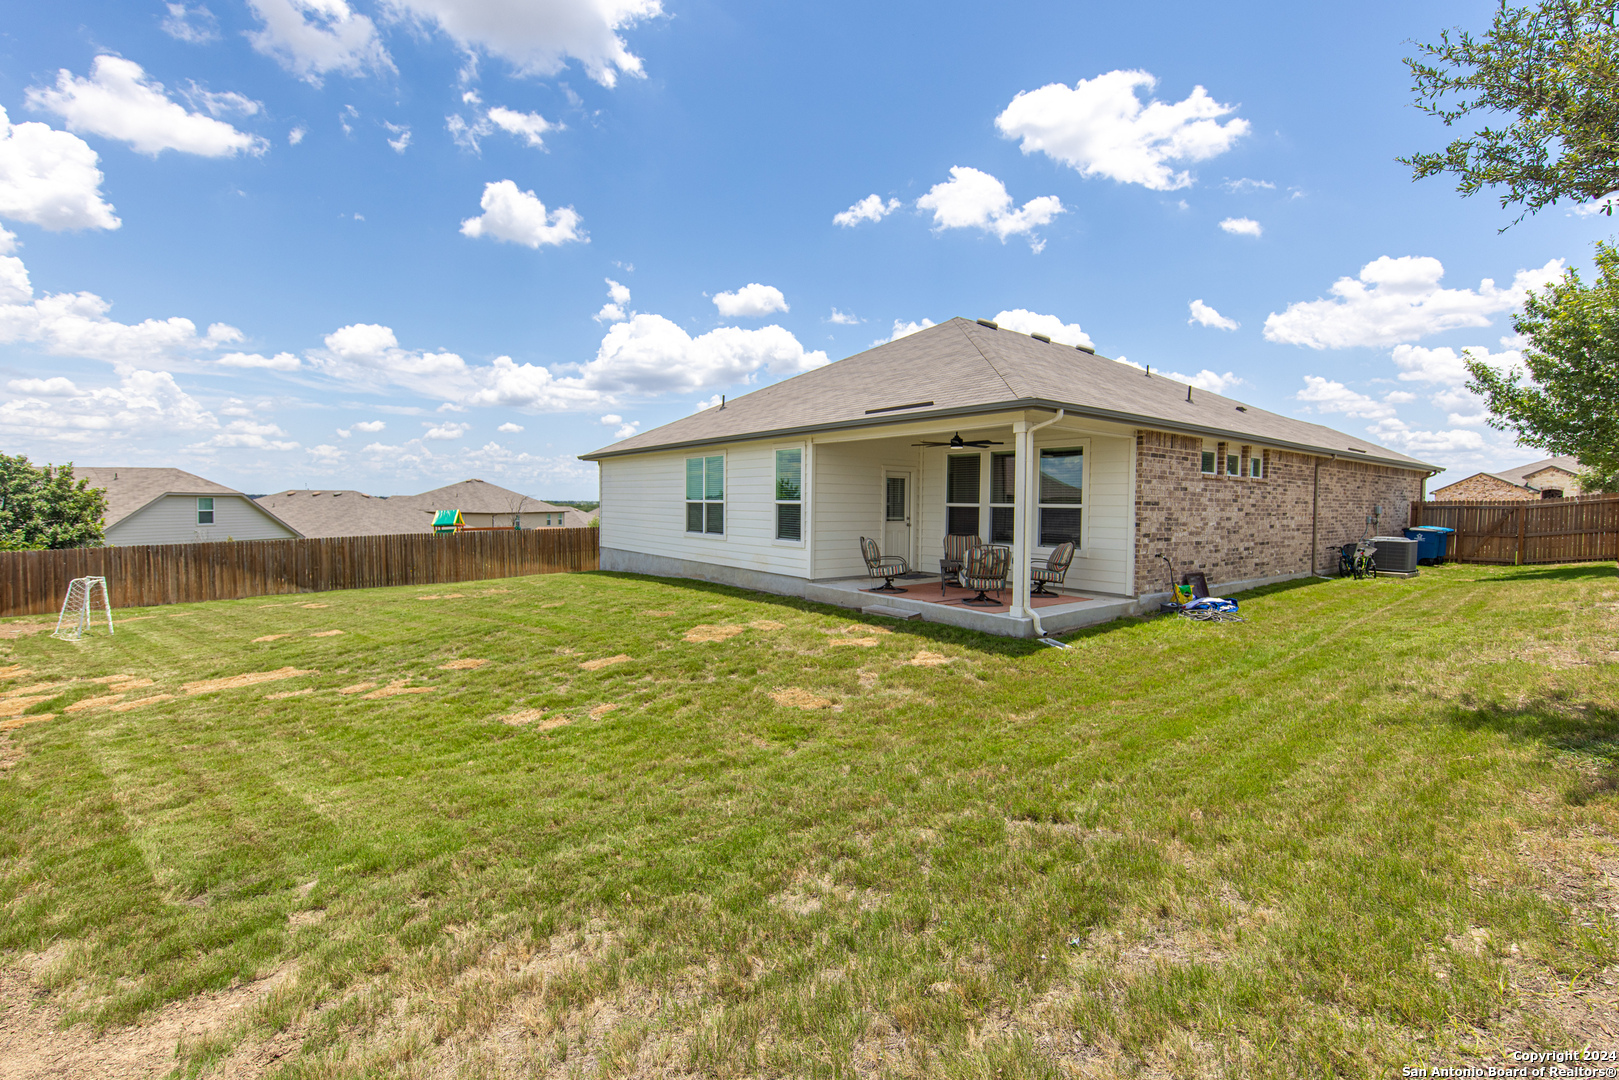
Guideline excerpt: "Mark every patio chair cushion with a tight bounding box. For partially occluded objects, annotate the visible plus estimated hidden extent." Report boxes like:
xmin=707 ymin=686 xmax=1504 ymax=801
xmin=1031 ymin=541 xmax=1076 ymax=584
xmin=960 ymin=545 xmax=1008 ymax=591
xmin=860 ymin=536 xmax=909 ymax=577
xmin=942 ymin=533 xmax=983 ymax=566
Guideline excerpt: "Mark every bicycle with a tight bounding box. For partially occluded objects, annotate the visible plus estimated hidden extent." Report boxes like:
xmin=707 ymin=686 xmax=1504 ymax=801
xmin=1352 ymin=539 xmax=1378 ymax=580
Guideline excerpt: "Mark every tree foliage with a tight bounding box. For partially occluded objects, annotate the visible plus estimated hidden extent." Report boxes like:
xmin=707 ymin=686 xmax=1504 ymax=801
xmin=0 ymin=455 xmax=107 ymax=550
xmin=1466 ymin=241 xmax=1619 ymax=489
xmin=1401 ymin=0 xmax=1619 ymax=224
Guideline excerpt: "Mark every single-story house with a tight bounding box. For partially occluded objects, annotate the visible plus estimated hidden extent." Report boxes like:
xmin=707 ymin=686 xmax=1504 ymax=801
xmin=1430 ymin=455 xmax=1583 ymax=501
xmin=75 ymin=467 xmax=302 ymax=546
xmin=580 ymin=317 xmax=1442 ymax=637
xmin=255 ymin=479 xmax=589 ymax=538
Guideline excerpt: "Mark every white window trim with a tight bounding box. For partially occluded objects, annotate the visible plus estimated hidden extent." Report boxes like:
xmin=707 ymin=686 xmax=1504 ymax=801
xmin=1199 ymin=440 xmax=1216 ymax=475
xmin=944 ymin=451 xmax=984 ymax=540
xmin=684 ymin=451 xmax=727 ymax=540
xmin=1032 ymin=439 xmax=1090 ymax=556
xmin=196 ymin=496 xmax=215 ymax=526
xmin=772 ymin=443 xmax=806 ymax=547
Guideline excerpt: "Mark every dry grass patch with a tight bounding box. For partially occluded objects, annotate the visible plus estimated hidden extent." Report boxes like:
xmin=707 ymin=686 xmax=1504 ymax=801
xmin=65 ymin=694 xmax=125 ymax=714
xmin=642 ymin=610 xmax=675 ymax=617
xmin=438 ymin=658 xmax=489 ymax=670
xmin=749 ymin=619 xmax=786 ymax=631
xmin=183 ymin=667 xmax=314 ymax=695
xmin=830 ymin=637 xmax=880 ymax=647
xmin=252 ymin=634 xmax=288 ymax=643
xmin=502 ymin=709 xmax=546 ymax=726
xmin=0 ymin=712 xmax=54 ymax=731
xmin=85 ymin=674 xmax=136 ymax=684
xmin=310 ymin=630 xmax=345 ymax=638
xmin=109 ymin=694 xmax=176 ymax=713
xmin=336 ymin=682 xmax=376 ymax=696
xmin=298 ymin=603 xmax=329 ymax=609
xmin=579 ymin=654 xmax=631 ymax=671
xmin=0 ymin=695 xmax=58 ymax=717
xmin=265 ymin=688 xmax=314 ymax=701
xmin=0 ymin=623 xmax=52 ymax=640
xmin=363 ymin=681 xmax=434 ymax=699
xmin=588 ymin=703 xmax=621 ymax=719
xmin=0 ymin=664 xmax=30 ymax=678
xmin=907 ymin=650 xmax=953 ymax=666
xmin=108 ymin=678 xmax=154 ymax=692
xmin=769 ymin=687 xmax=833 ymax=709
xmin=684 ymin=624 xmax=745 ymax=643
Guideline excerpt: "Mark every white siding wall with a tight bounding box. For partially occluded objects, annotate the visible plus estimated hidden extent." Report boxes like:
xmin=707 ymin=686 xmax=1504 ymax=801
xmin=809 ymin=438 xmax=922 ymax=579
xmin=599 ymin=442 xmax=811 ymax=577
xmin=1057 ymin=431 xmax=1130 ymax=596
xmin=105 ymin=494 xmax=299 ymax=546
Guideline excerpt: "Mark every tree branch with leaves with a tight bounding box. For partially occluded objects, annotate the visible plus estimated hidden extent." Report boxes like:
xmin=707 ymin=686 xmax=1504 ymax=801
xmin=0 ymin=456 xmax=107 ymax=550
xmin=1402 ymin=0 xmax=1619 ymax=225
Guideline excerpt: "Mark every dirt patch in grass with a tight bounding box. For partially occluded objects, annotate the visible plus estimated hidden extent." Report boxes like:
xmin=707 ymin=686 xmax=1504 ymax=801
xmin=65 ymin=694 xmax=125 ymax=714
xmin=109 ymin=694 xmax=176 ymax=713
xmin=85 ymin=674 xmax=136 ymax=685
xmin=183 ymin=667 xmax=314 ymax=695
xmin=0 ymin=695 xmax=60 ymax=717
xmin=337 ymin=682 xmax=376 ymax=695
xmin=265 ymin=688 xmax=314 ymax=700
xmin=0 ymin=683 xmax=60 ymax=698
xmin=0 ymin=713 xmax=54 ymax=732
xmin=769 ymin=687 xmax=833 ymax=709
xmin=310 ymin=630 xmax=344 ymax=638
xmin=0 ymin=736 xmax=20 ymax=771
xmin=298 ymin=603 xmax=328 ymax=609
xmin=502 ymin=709 xmax=546 ymax=725
xmin=540 ymin=601 xmax=565 ymax=609
xmin=108 ymin=678 xmax=154 ymax=692
xmin=438 ymin=658 xmax=488 ymax=670
xmin=642 ymin=610 xmax=675 ymax=617
xmin=0 ymin=958 xmax=298 ymax=1080
xmin=907 ymin=650 xmax=953 ymax=666
xmin=363 ymin=681 xmax=433 ymax=699
xmin=0 ymin=664 xmax=30 ymax=678
xmin=252 ymin=634 xmax=288 ymax=643
xmin=830 ymin=637 xmax=880 ymax=647
xmin=0 ymin=623 xmax=52 ymax=640
xmin=579 ymin=654 xmax=631 ymax=671
xmin=588 ymin=703 xmax=621 ymax=719
xmin=749 ymin=620 xmax=785 ymax=631
xmin=684 ymin=624 xmax=744 ymax=643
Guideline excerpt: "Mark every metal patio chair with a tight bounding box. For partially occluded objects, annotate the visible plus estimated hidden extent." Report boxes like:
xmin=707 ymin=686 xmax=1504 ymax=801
xmin=958 ymin=544 xmax=1009 ymax=605
xmin=1029 ymin=541 xmax=1076 ymax=596
xmin=940 ymin=533 xmax=984 ymax=595
xmin=859 ymin=536 xmax=911 ymax=593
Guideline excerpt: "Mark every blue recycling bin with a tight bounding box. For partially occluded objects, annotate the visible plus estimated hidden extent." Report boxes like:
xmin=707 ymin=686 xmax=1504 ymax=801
xmin=1405 ymin=526 xmax=1454 ymax=564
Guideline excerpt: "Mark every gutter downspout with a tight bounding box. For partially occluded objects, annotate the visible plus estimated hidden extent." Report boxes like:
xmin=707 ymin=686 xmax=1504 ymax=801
xmin=1311 ymin=457 xmax=1320 ymax=576
xmin=1021 ymin=409 xmax=1065 ymax=643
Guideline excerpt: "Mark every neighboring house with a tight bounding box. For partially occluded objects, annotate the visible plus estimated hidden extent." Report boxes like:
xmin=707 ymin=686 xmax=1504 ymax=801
xmin=580 ymin=317 xmax=1442 ymax=637
xmin=255 ymin=479 xmax=587 ymax=537
xmin=1430 ymin=456 xmax=1584 ymax=501
xmin=75 ymin=467 xmax=302 ymax=546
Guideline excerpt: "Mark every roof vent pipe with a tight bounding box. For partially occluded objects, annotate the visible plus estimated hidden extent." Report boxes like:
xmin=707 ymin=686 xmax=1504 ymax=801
xmin=720 ymin=395 xmax=725 ymax=409
xmin=1144 ymin=364 xmax=1150 ymax=377
xmin=1187 ymin=385 xmax=1193 ymax=403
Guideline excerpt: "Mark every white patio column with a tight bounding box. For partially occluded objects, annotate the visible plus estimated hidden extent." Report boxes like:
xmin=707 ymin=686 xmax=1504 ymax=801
xmin=1011 ymin=419 xmax=1032 ymax=618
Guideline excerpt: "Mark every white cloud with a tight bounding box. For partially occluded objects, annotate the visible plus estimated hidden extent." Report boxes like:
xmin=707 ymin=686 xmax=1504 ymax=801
xmin=309 ymin=443 xmax=344 ymax=462
xmin=486 ymin=107 xmax=554 ymax=148
xmin=692 ymin=394 xmax=722 ymax=412
xmin=1219 ymin=216 xmax=1261 ymax=237
xmin=0 ymin=106 xmax=120 ymax=231
xmin=1222 ymin=177 xmax=1273 ymax=193
xmin=193 ymin=418 xmax=299 ymax=450
xmin=834 ymin=194 xmax=900 ymax=227
xmin=0 ymin=230 xmax=30 ymax=304
xmin=1572 ymin=192 xmax=1619 ymax=217
xmin=1295 ymin=376 xmax=1398 ymax=419
xmin=573 ymin=315 xmax=828 ymax=397
xmin=1166 ymin=369 xmax=1242 ymax=394
xmin=595 ymin=278 xmax=630 ymax=323
xmin=916 ymin=166 xmax=1063 ymax=250
xmin=1366 ymin=417 xmax=1487 ymax=456
xmin=386 ymin=0 xmax=662 ymax=88
xmin=289 ymin=125 xmax=307 ymax=145
xmin=992 ymin=308 xmax=1093 ymax=349
xmin=713 ymin=282 xmax=787 ymax=318
xmin=995 ymin=70 xmax=1249 ymax=191
xmin=1188 ymin=298 xmax=1238 ymax=330
xmin=163 ymin=3 xmax=220 ymax=43
xmin=459 ymin=180 xmax=585 ymax=248
xmin=887 ymin=318 xmax=935 ymax=342
xmin=423 ymin=421 xmax=469 ymax=440
xmin=217 ymin=350 xmax=301 ymax=370
xmin=599 ymin=412 xmax=622 ymax=424
xmin=247 ymin=0 xmax=392 ymax=85
xmin=9 ymin=376 xmax=76 ymax=395
xmin=445 ymin=112 xmax=492 ymax=152
xmin=354 ymin=419 xmax=386 ymax=432
xmin=182 ymin=85 xmax=262 ymax=119
xmin=828 ymin=308 xmax=860 ymax=325
xmin=497 ymin=421 xmax=523 ymax=432
xmin=0 ymin=369 xmax=216 ymax=445
xmin=600 ymin=414 xmax=639 ymax=438
xmin=1429 ymin=386 xmax=1490 ymax=426
xmin=383 ymin=121 xmax=411 ymax=152
xmin=1265 ymin=256 xmax=1564 ymax=349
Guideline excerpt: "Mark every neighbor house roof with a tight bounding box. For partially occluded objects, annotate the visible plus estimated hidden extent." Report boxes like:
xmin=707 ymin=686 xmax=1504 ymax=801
xmin=579 ymin=318 xmax=1440 ymax=472
xmin=407 ymin=479 xmax=570 ymax=516
xmin=73 ymin=467 xmax=301 ymax=534
xmin=253 ymin=489 xmax=432 ymax=538
xmin=1494 ymin=455 xmax=1581 ymax=487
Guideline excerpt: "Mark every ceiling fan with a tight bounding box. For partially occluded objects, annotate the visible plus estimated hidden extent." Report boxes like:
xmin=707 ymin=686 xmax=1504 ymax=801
xmin=911 ymin=432 xmax=1005 ymax=448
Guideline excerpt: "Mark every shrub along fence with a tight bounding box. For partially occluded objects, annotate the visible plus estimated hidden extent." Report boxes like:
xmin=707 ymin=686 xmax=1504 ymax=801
xmin=1410 ymin=492 xmax=1619 ymax=565
xmin=0 ymin=528 xmax=600 ymax=617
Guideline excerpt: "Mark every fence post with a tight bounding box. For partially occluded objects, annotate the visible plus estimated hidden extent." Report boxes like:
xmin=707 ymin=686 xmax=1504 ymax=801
xmin=1516 ymin=506 xmax=1527 ymax=566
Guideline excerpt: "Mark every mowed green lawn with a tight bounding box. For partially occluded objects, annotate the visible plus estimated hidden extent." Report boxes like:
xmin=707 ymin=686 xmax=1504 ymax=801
xmin=0 ymin=564 xmax=1616 ymax=1079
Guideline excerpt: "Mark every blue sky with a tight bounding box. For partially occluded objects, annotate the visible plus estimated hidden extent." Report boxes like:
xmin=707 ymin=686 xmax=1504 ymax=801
xmin=0 ymin=0 xmax=1603 ymax=497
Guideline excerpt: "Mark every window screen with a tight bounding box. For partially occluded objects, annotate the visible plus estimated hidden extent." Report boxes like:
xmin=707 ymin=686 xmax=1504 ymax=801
xmin=686 ymin=455 xmax=724 ymax=534
xmin=1038 ymin=448 xmax=1082 ymax=547
xmin=946 ymin=455 xmax=981 ymax=537
xmin=775 ymin=448 xmax=802 ymax=541
xmin=197 ymin=497 xmax=215 ymax=525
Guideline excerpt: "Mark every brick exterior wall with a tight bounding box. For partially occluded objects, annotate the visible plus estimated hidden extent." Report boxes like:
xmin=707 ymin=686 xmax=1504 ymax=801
xmin=1133 ymin=429 xmax=1427 ymax=592
xmin=1430 ymin=473 xmax=1535 ymax=501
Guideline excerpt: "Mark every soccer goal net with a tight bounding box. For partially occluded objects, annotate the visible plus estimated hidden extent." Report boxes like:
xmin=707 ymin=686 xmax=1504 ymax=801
xmin=52 ymin=576 xmax=114 ymax=641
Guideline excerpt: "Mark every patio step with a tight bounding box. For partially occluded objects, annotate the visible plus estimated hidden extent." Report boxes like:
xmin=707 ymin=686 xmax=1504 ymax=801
xmin=862 ymin=603 xmax=922 ymax=621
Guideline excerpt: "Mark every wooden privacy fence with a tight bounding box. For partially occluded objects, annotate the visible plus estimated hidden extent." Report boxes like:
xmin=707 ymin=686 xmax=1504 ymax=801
xmin=1410 ymin=493 xmax=1619 ymax=565
xmin=0 ymin=528 xmax=600 ymax=617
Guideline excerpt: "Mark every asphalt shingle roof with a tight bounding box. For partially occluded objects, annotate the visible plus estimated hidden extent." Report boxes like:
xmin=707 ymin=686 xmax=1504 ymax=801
xmin=254 ymin=480 xmax=589 ymax=538
xmin=580 ymin=318 xmax=1440 ymax=471
xmin=73 ymin=467 xmax=250 ymax=528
